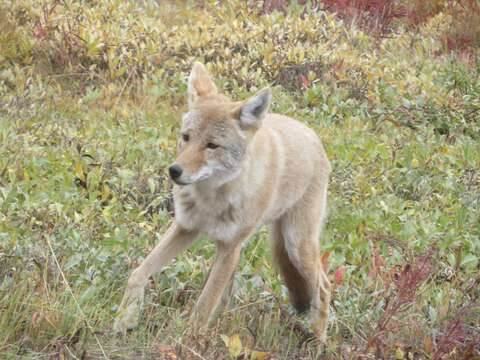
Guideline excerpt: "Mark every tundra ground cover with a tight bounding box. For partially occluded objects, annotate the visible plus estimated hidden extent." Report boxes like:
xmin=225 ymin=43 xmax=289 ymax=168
xmin=0 ymin=1 xmax=479 ymax=359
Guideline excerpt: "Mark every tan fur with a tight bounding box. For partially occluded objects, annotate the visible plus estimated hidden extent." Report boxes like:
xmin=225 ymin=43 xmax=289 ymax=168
xmin=114 ymin=63 xmax=331 ymax=343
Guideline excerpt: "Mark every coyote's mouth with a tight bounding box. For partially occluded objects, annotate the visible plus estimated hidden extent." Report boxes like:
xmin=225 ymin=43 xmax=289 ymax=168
xmin=173 ymin=169 xmax=213 ymax=186
xmin=172 ymin=178 xmax=191 ymax=186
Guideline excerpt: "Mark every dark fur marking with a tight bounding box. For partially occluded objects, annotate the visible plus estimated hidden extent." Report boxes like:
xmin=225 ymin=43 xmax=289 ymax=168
xmin=273 ymin=233 xmax=311 ymax=314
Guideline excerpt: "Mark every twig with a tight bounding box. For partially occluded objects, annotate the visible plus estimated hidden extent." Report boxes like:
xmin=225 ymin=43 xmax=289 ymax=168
xmin=64 ymin=345 xmax=81 ymax=360
xmin=224 ymin=296 xmax=273 ymax=313
xmin=0 ymin=159 xmax=11 ymax=186
xmin=169 ymin=336 xmax=208 ymax=360
xmin=114 ymin=67 xmax=136 ymax=108
xmin=44 ymin=234 xmax=108 ymax=359
xmin=465 ymin=107 xmax=479 ymax=119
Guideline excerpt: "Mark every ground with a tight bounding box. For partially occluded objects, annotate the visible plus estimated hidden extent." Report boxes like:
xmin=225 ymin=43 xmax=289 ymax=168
xmin=0 ymin=1 xmax=479 ymax=359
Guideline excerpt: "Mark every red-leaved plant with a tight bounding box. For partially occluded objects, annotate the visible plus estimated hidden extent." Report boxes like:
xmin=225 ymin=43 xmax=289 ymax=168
xmin=366 ymin=251 xmax=433 ymax=358
xmin=433 ymin=303 xmax=480 ymax=360
xmin=261 ymin=0 xmax=407 ymax=36
xmin=261 ymin=0 xmax=480 ymax=48
xmin=321 ymin=0 xmax=406 ymax=37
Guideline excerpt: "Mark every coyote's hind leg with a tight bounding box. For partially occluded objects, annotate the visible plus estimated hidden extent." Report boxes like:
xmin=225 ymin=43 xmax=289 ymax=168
xmin=272 ymin=175 xmax=330 ymax=342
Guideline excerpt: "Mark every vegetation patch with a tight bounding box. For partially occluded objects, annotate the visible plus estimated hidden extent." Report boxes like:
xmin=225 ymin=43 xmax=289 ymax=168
xmin=0 ymin=0 xmax=479 ymax=358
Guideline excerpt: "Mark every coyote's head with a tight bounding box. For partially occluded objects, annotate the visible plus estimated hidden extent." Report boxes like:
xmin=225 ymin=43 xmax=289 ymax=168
xmin=168 ymin=62 xmax=271 ymax=187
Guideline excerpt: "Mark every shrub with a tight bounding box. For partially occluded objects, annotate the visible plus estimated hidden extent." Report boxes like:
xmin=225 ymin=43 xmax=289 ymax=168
xmin=404 ymin=0 xmax=480 ymax=51
xmin=320 ymin=0 xmax=407 ymax=37
xmin=260 ymin=0 xmax=480 ymax=50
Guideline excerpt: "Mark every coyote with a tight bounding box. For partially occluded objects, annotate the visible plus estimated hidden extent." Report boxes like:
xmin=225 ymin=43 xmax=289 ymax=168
xmin=114 ymin=62 xmax=332 ymax=342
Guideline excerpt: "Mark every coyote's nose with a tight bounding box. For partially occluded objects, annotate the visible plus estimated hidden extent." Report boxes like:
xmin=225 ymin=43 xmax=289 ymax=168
xmin=168 ymin=164 xmax=183 ymax=180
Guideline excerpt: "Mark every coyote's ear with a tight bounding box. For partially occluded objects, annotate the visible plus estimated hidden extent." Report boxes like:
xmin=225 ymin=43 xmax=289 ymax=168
xmin=188 ymin=62 xmax=217 ymax=108
xmin=235 ymin=88 xmax=272 ymax=129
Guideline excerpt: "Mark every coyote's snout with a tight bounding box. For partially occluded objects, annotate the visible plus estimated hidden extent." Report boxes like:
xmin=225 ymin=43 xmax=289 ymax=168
xmin=114 ymin=62 xmax=332 ymax=343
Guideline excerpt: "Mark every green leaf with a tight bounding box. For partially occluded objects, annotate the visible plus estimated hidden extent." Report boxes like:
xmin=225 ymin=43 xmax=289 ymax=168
xmin=461 ymin=254 xmax=478 ymax=269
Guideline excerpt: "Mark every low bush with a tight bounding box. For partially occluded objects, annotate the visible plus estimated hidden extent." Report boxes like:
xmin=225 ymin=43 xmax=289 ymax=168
xmin=0 ymin=1 xmax=478 ymax=358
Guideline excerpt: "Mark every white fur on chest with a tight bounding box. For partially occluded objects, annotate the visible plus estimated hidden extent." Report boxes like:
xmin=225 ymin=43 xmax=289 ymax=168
xmin=173 ymin=186 xmax=244 ymax=242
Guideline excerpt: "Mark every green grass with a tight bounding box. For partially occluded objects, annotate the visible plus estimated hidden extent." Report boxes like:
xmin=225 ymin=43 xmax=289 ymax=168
xmin=0 ymin=1 xmax=479 ymax=359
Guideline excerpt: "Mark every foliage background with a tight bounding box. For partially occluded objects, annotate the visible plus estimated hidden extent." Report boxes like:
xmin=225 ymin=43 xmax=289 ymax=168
xmin=0 ymin=0 xmax=479 ymax=358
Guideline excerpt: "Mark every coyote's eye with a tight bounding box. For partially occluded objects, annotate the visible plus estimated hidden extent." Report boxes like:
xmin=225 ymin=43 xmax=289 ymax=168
xmin=206 ymin=142 xmax=219 ymax=149
xmin=182 ymin=134 xmax=190 ymax=142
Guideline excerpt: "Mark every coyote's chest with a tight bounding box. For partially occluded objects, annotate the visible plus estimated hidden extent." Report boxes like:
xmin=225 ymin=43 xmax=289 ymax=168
xmin=173 ymin=186 xmax=243 ymax=242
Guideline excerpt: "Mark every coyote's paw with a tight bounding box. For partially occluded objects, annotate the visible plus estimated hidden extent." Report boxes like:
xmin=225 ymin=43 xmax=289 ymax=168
xmin=314 ymin=328 xmax=327 ymax=345
xmin=113 ymin=287 xmax=144 ymax=335
xmin=311 ymin=315 xmax=328 ymax=345
xmin=190 ymin=308 xmax=209 ymax=336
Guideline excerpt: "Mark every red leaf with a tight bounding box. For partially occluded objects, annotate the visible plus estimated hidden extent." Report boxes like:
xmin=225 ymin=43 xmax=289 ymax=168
xmin=335 ymin=265 xmax=346 ymax=285
xmin=34 ymin=24 xmax=47 ymax=39
xmin=298 ymin=74 xmax=310 ymax=89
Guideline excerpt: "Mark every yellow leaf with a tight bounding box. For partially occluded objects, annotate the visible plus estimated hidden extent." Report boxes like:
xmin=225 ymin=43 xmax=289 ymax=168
xmin=395 ymin=347 xmax=405 ymax=359
xmin=101 ymin=184 xmax=111 ymax=201
xmin=74 ymin=163 xmax=85 ymax=182
xmin=439 ymin=146 xmax=449 ymax=155
xmin=357 ymin=222 xmax=365 ymax=234
xmin=251 ymin=350 xmax=269 ymax=360
xmin=228 ymin=334 xmax=242 ymax=358
xmin=23 ymin=169 xmax=30 ymax=182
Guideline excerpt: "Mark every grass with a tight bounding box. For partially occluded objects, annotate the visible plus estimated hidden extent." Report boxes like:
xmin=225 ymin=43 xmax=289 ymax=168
xmin=0 ymin=1 xmax=479 ymax=359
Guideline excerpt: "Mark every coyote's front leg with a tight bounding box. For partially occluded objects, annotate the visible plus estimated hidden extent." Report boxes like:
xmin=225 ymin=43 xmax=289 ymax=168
xmin=191 ymin=243 xmax=242 ymax=333
xmin=114 ymin=223 xmax=198 ymax=334
xmin=191 ymin=228 xmax=254 ymax=333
